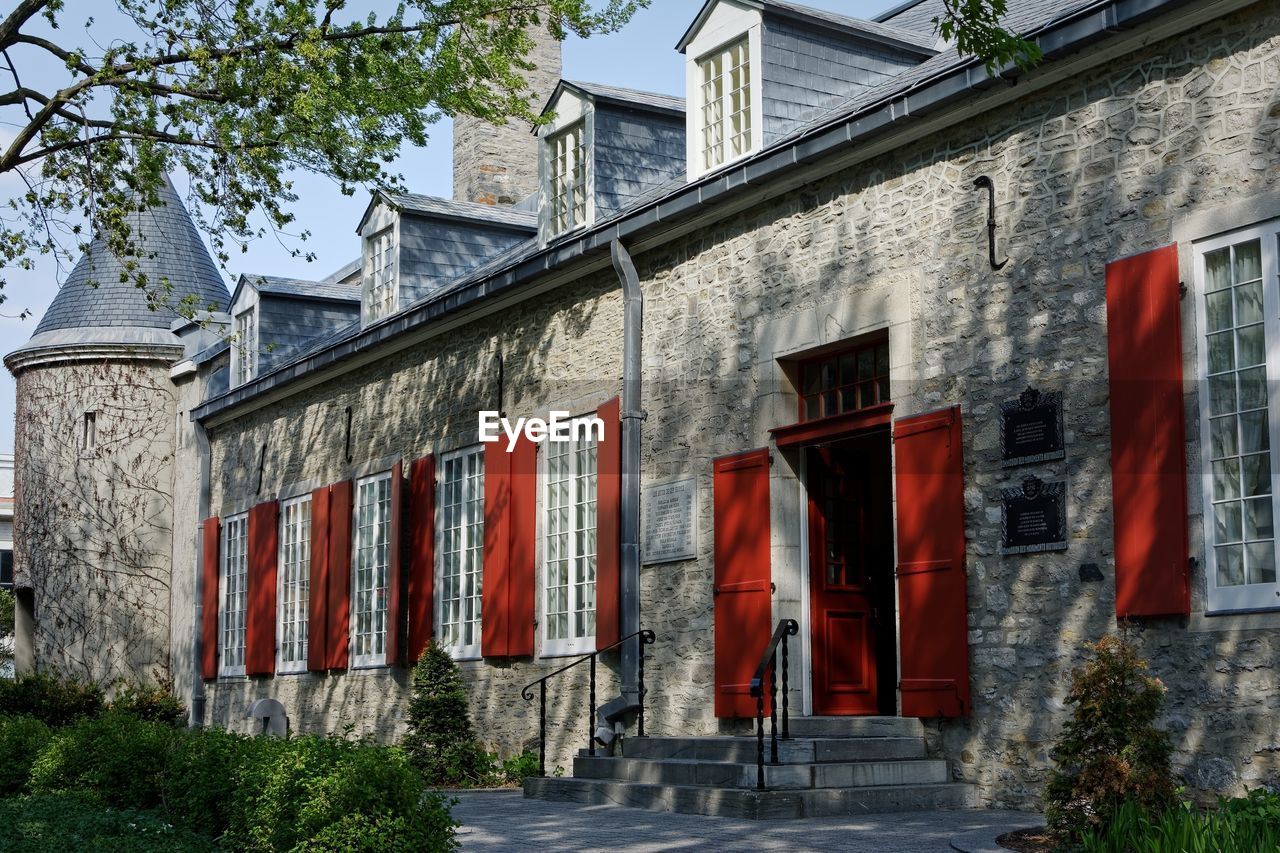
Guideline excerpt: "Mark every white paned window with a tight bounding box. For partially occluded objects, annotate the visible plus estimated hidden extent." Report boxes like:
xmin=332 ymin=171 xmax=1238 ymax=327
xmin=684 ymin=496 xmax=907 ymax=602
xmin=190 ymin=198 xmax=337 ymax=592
xmin=277 ymin=495 xmax=311 ymax=673
xmin=543 ymin=420 xmax=598 ymax=656
xmin=438 ymin=447 xmax=484 ymax=658
xmin=365 ymin=228 xmax=397 ymax=321
xmin=233 ymin=309 xmax=256 ymax=386
xmin=1196 ymin=223 xmax=1280 ymax=613
xmin=219 ymin=513 xmax=249 ymax=676
xmin=549 ymin=122 xmax=588 ymax=235
xmin=351 ymin=471 xmax=392 ymax=666
xmin=699 ymin=37 xmax=751 ymax=172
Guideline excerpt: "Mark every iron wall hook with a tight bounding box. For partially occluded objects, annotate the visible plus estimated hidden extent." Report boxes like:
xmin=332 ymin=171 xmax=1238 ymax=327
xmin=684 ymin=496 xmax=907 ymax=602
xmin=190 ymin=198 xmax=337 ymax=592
xmin=973 ymin=175 xmax=1009 ymax=271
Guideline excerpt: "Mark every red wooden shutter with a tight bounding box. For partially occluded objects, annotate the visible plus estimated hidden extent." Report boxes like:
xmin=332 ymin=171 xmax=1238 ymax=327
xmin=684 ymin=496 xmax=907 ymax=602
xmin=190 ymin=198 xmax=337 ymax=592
xmin=508 ymin=435 xmax=537 ymax=657
xmin=200 ymin=516 xmax=221 ymax=680
xmin=327 ymin=479 xmax=353 ymax=669
xmin=482 ymin=442 xmax=511 ymax=658
xmin=245 ymin=500 xmax=279 ymax=676
xmin=894 ymin=406 xmax=970 ymax=718
xmin=308 ymin=486 xmax=331 ymax=672
xmin=713 ymin=448 xmax=772 ymax=718
xmin=596 ymin=397 xmax=622 ymax=650
xmin=386 ymin=460 xmax=405 ymax=666
xmin=1106 ymin=244 xmax=1190 ymax=618
xmin=408 ymin=455 xmax=436 ymax=663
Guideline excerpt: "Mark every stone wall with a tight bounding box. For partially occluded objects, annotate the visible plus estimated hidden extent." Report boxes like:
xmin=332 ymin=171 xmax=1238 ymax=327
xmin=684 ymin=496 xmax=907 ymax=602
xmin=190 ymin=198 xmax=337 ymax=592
xmin=13 ymin=357 xmax=178 ymax=685
xmin=452 ymin=25 xmax=561 ymax=205
xmin=195 ymin=1 xmax=1280 ymax=809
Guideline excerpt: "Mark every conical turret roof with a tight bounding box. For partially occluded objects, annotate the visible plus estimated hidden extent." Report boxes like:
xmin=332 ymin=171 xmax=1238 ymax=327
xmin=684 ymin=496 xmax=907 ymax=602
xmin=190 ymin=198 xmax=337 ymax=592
xmin=31 ymin=175 xmax=229 ymax=337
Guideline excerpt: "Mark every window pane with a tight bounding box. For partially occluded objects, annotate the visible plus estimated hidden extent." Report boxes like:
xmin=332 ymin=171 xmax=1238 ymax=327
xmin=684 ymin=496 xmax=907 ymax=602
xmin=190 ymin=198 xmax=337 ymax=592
xmin=1209 ymin=374 xmax=1236 ymax=415
xmin=1235 ymin=240 xmax=1262 ymax=282
xmin=1238 ymin=366 xmax=1267 ymax=411
xmin=1235 ymin=282 xmax=1264 ymax=325
xmin=1246 ymin=541 xmax=1276 ymax=585
xmin=1216 ymin=545 xmax=1245 ymax=586
xmin=1207 ymin=332 xmax=1234 ymax=374
xmin=1215 ymin=502 xmax=1242 ymax=543
xmin=1214 ymin=458 xmax=1241 ymax=501
xmin=1210 ymin=416 xmax=1238 ymax=460
xmin=1240 ymin=410 xmax=1269 ymax=454
xmin=1205 ymin=248 xmax=1231 ymax=291
xmin=1205 ymin=291 xmax=1232 ymax=332
xmin=1245 ymin=498 xmax=1273 ymax=541
xmin=1241 ymin=453 xmax=1271 ymax=497
xmin=1237 ymin=324 xmax=1265 ymax=368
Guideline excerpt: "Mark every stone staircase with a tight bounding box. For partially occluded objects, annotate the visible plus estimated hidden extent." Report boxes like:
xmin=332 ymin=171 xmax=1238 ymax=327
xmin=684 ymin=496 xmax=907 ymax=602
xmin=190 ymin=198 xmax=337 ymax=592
xmin=523 ymin=717 xmax=976 ymax=819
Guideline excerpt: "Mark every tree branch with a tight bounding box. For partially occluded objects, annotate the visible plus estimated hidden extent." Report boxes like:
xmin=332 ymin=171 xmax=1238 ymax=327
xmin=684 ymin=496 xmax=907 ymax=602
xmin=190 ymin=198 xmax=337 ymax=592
xmin=0 ymin=0 xmax=49 ymax=52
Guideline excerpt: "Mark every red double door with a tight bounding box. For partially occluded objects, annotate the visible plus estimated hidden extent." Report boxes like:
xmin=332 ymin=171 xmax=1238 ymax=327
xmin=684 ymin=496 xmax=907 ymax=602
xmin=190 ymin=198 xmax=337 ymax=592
xmin=712 ymin=407 xmax=970 ymax=720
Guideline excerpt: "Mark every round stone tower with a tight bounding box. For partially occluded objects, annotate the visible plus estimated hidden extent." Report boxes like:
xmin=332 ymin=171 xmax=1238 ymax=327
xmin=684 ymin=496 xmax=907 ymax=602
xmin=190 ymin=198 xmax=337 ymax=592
xmin=4 ymin=176 xmax=229 ymax=683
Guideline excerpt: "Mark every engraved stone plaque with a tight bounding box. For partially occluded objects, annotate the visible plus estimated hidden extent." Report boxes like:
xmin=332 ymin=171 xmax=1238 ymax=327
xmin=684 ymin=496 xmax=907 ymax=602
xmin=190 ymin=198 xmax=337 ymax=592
xmin=642 ymin=478 xmax=697 ymax=564
xmin=1001 ymin=475 xmax=1068 ymax=555
xmin=1000 ymin=387 xmax=1065 ymax=467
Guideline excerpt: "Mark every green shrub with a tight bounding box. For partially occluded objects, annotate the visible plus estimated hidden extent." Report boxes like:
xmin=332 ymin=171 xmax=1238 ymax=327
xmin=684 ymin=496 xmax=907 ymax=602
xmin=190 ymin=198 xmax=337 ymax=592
xmin=0 ymin=672 xmax=104 ymax=726
xmin=162 ymin=725 xmax=261 ymax=839
xmin=501 ymin=750 xmax=540 ymax=785
xmin=0 ymin=715 xmax=50 ymax=796
xmin=109 ymin=681 xmax=187 ymax=727
xmin=298 ymin=799 xmax=458 ymax=853
xmin=29 ymin=711 xmax=175 ymax=810
xmin=0 ymin=792 xmax=215 ymax=852
xmin=1082 ymin=791 xmax=1280 ymax=853
xmin=403 ymin=641 xmax=490 ymax=786
xmin=227 ymin=734 xmax=455 ymax=852
xmin=1046 ymin=634 xmax=1177 ymax=842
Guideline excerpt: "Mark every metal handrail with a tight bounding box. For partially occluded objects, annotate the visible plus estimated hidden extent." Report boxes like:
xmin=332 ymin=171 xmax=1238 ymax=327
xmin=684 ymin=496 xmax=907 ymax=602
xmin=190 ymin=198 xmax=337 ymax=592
xmin=520 ymin=628 xmax=657 ymax=778
xmin=748 ymin=618 xmax=799 ymax=791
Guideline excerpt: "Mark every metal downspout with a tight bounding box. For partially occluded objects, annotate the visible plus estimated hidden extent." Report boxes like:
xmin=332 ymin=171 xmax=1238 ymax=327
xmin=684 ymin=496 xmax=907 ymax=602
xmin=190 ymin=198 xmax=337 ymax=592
xmin=191 ymin=416 xmax=211 ymax=727
xmin=611 ymin=240 xmax=643 ymax=702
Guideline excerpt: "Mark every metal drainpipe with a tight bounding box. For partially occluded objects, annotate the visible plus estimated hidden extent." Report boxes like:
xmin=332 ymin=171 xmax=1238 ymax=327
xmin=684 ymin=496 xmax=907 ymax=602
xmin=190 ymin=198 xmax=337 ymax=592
xmin=191 ymin=415 xmax=211 ymax=727
xmin=611 ymin=240 xmax=643 ymax=702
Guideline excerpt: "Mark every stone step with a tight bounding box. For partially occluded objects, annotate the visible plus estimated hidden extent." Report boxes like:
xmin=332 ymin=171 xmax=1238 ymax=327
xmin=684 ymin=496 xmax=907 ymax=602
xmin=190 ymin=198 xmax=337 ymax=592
xmin=617 ymin=735 xmax=926 ymax=763
xmin=784 ymin=716 xmax=924 ymax=739
xmin=573 ymin=755 xmax=949 ymax=789
xmin=524 ymin=777 xmax=977 ymax=819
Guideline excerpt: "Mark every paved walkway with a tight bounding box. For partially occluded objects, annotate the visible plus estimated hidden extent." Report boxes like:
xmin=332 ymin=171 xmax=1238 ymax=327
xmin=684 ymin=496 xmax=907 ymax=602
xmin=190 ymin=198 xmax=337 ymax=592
xmin=452 ymin=791 xmax=1039 ymax=852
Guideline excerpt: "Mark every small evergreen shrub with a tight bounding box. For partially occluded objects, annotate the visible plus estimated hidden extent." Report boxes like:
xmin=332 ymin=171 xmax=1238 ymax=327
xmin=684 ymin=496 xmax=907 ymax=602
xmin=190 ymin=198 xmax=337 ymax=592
xmin=28 ymin=711 xmax=176 ymax=810
xmin=109 ymin=681 xmax=187 ymax=726
xmin=0 ymin=715 xmax=51 ymax=795
xmin=403 ymin=641 xmax=490 ymax=786
xmin=0 ymin=672 xmax=104 ymax=726
xmin=1047 ymin=634 xmax=1177 ymax=842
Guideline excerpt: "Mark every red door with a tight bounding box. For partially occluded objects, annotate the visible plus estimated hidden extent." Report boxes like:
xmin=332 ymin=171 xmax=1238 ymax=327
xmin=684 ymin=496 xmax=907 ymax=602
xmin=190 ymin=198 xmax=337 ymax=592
xmin=808 ymin=433 xmax=896 ymax=715
xmin=713 ymin=448 xmax=772 ymax=718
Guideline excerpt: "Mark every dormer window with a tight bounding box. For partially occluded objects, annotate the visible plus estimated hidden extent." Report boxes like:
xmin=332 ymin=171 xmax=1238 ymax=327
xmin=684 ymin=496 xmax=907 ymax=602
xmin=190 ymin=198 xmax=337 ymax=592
xmin=233 ymin=308 xmax=256 ymax=385
xmin=549 ymin=122 xmax=589 ymax=235
xmin=699 ymin=37 xmax=751 ymax=172
xmin=365 ymin=227 xmax=397 ymax=321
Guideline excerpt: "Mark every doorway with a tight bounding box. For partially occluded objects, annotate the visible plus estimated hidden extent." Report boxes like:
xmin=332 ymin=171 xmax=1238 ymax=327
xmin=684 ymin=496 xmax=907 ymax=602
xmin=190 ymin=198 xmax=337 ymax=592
xmin=806 ymin=430 xmax=897 ymax=716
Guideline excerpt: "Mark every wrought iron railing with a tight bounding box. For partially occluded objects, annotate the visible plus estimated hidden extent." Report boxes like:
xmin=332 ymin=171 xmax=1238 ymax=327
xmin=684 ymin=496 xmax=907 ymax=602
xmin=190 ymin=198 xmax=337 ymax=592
xmin=748 ymin=618 xmax=799 ymax=791
xmin=520 ymin=629 xmax=657 ymax=778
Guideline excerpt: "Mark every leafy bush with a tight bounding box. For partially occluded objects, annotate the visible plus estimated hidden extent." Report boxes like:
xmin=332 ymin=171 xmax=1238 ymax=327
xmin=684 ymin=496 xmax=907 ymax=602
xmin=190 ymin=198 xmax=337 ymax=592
xmin=1047 ymin=634 xmax=1177 ymax=842
xmin=28 ymin=711 xmax=175 ymax=810
xmin=227 ymin=734 xmax=456 ymax=852
xmin=501 ymin=750 xmax=540 ymax=785
xmin=162 ymin=725 xmax=262 ymax=839
xmin=108 ymin=681 xmax=187 ymax=727
xmin=299 ymin=801 xmax=458 ymax=853
xmin=0 ymin=792 xmax=215 ymax=852
xmin=0 ymin=672 xmax=104 ymax=726
xmin=0 ymin=715 xmax=50 ymax=796
xmin=1082 ymin=791 xmax=1280 ymax=853
xmin=403 ymin=641 xmax=490 ymax=786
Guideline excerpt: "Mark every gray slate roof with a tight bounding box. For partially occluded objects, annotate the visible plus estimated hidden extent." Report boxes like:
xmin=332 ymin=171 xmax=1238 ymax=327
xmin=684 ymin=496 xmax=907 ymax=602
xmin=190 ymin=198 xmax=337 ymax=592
xmin=381 ymin=193 xmax=538 ymax=231
xmin=32 ymin=175 xmax=229 ymax=336
xmin=553 ymin=81 xmax=686 ymax=116
xmin=676 ymin=0 xmax=939 ymax=54
xmin=240 ymin=273 xmax=360 ymax=303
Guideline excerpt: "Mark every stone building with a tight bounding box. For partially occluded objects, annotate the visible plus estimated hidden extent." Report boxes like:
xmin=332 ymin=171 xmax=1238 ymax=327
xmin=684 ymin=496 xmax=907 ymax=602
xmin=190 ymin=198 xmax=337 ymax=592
xmin=9 ymin=0 xmax=1280 ymax=815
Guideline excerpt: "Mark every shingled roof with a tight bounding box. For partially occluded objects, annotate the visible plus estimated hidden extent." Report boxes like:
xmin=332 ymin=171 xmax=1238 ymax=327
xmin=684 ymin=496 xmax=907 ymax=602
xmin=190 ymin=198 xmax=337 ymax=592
xmin=30 ymin=176 xmax=229 ymax=337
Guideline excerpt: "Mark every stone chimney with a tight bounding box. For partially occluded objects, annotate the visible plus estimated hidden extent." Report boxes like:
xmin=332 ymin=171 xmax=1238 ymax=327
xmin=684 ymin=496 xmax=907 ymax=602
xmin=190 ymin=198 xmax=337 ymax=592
xmin=453 ymin=25 xmax=562 ymax=207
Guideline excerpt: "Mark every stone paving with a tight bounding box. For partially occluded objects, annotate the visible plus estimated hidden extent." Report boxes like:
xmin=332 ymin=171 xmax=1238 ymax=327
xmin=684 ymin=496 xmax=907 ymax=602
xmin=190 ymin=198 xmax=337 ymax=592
xmin=452 ymin=791 xmax=1039 ymax=852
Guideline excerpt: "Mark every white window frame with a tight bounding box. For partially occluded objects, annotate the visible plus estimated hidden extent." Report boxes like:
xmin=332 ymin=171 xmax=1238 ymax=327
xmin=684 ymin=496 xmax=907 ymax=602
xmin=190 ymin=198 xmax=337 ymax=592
xmin=218 ymin=512 xmax=249 ymax=677
xmin=436 ymin=446 xmax=485 ymax=660
xmin=364 ymin=227 xmax=398 ymax=323
xmin=1194 ymin=220 xmax=1280 ymax=613
xmin=350 ymin=470 xmax=393 ymax=668
xmin=547 ymin=121 xmax=590 ymax=237
xmin=277 ymin=494 xmax=312 ymax=674
xmin=541 ymin=415 xmax=599 ymax=658
xmin=233 ymin=308 xmax=257 ymax=386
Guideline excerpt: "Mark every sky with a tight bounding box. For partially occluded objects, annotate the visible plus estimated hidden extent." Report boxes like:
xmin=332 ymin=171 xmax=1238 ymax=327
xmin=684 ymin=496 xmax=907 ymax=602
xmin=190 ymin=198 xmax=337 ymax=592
xmin=0 ymin=0 xmax=895 ymax=453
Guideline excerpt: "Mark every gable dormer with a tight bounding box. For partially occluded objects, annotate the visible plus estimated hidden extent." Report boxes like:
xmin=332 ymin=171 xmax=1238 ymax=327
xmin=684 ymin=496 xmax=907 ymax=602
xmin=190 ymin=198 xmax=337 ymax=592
xmin=537 ymin=81 xmax=685 ymax=243
xmin=356 ymin=192 xmax=537 ymax=326
xmin=677 ymin=0 xmax=937 ymax=181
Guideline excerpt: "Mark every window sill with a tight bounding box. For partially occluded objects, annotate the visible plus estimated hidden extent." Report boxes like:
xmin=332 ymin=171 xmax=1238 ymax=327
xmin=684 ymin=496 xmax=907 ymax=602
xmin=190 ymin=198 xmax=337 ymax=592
xmin=539 ymin=644 xmax=595 ymax=660
xmin=1189 ymin=605 xmax=1280 ymax=632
